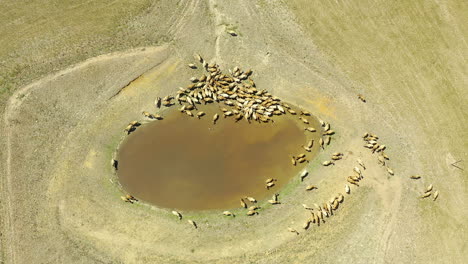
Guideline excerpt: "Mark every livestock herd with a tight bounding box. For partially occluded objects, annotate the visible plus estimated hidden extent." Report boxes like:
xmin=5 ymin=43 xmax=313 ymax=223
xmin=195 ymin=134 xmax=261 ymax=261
xmin=112 ymin=55 xmax=439 ymax=233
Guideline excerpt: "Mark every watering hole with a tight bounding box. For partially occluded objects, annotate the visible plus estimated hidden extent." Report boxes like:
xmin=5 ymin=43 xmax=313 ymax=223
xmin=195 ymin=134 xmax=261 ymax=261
xmin=117 ymin=104 xmax=321 ymax=210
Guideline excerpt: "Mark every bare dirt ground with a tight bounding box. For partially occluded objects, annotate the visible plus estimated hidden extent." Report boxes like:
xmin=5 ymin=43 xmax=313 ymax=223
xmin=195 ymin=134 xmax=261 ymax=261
xmin=1 ymin=0 xmax=467 ymax=263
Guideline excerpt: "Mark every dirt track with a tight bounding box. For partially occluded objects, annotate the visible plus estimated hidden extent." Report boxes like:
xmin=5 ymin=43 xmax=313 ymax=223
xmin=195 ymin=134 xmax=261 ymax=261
xmin=1 ymin=0 xmax=467 ymax=263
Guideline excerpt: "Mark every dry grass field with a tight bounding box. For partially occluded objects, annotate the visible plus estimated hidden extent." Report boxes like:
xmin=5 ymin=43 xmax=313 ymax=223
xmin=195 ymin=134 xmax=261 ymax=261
xmin=0 ymin=0 xmax=466 ymax=263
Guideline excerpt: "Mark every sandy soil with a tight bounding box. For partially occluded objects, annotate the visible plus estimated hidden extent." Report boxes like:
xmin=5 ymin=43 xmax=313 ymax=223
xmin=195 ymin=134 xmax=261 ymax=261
xmin=1 ymin=0 xmax=467 ymax=263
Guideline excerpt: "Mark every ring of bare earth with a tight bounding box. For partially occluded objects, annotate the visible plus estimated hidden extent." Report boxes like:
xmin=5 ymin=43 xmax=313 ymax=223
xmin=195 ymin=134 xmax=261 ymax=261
xmin=4 ymin=47 xmax=374 ymax=264
xmin=60 ymin=52 xmax=331 ymax=261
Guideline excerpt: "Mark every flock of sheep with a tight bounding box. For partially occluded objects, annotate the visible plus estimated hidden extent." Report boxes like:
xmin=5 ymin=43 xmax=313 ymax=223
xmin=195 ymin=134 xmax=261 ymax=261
xmin=113 ymin=54 xmax=438 ymax=232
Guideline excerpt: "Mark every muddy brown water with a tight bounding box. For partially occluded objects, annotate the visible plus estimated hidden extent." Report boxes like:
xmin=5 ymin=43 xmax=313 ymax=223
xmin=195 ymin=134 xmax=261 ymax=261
xmin=117 ymin=104 xmax=321 ymax=210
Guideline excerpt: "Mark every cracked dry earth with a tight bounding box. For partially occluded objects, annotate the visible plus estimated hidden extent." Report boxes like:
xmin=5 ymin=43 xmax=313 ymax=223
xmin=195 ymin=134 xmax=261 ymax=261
xmin=1 ymin=0 xmax=467 ymax=263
